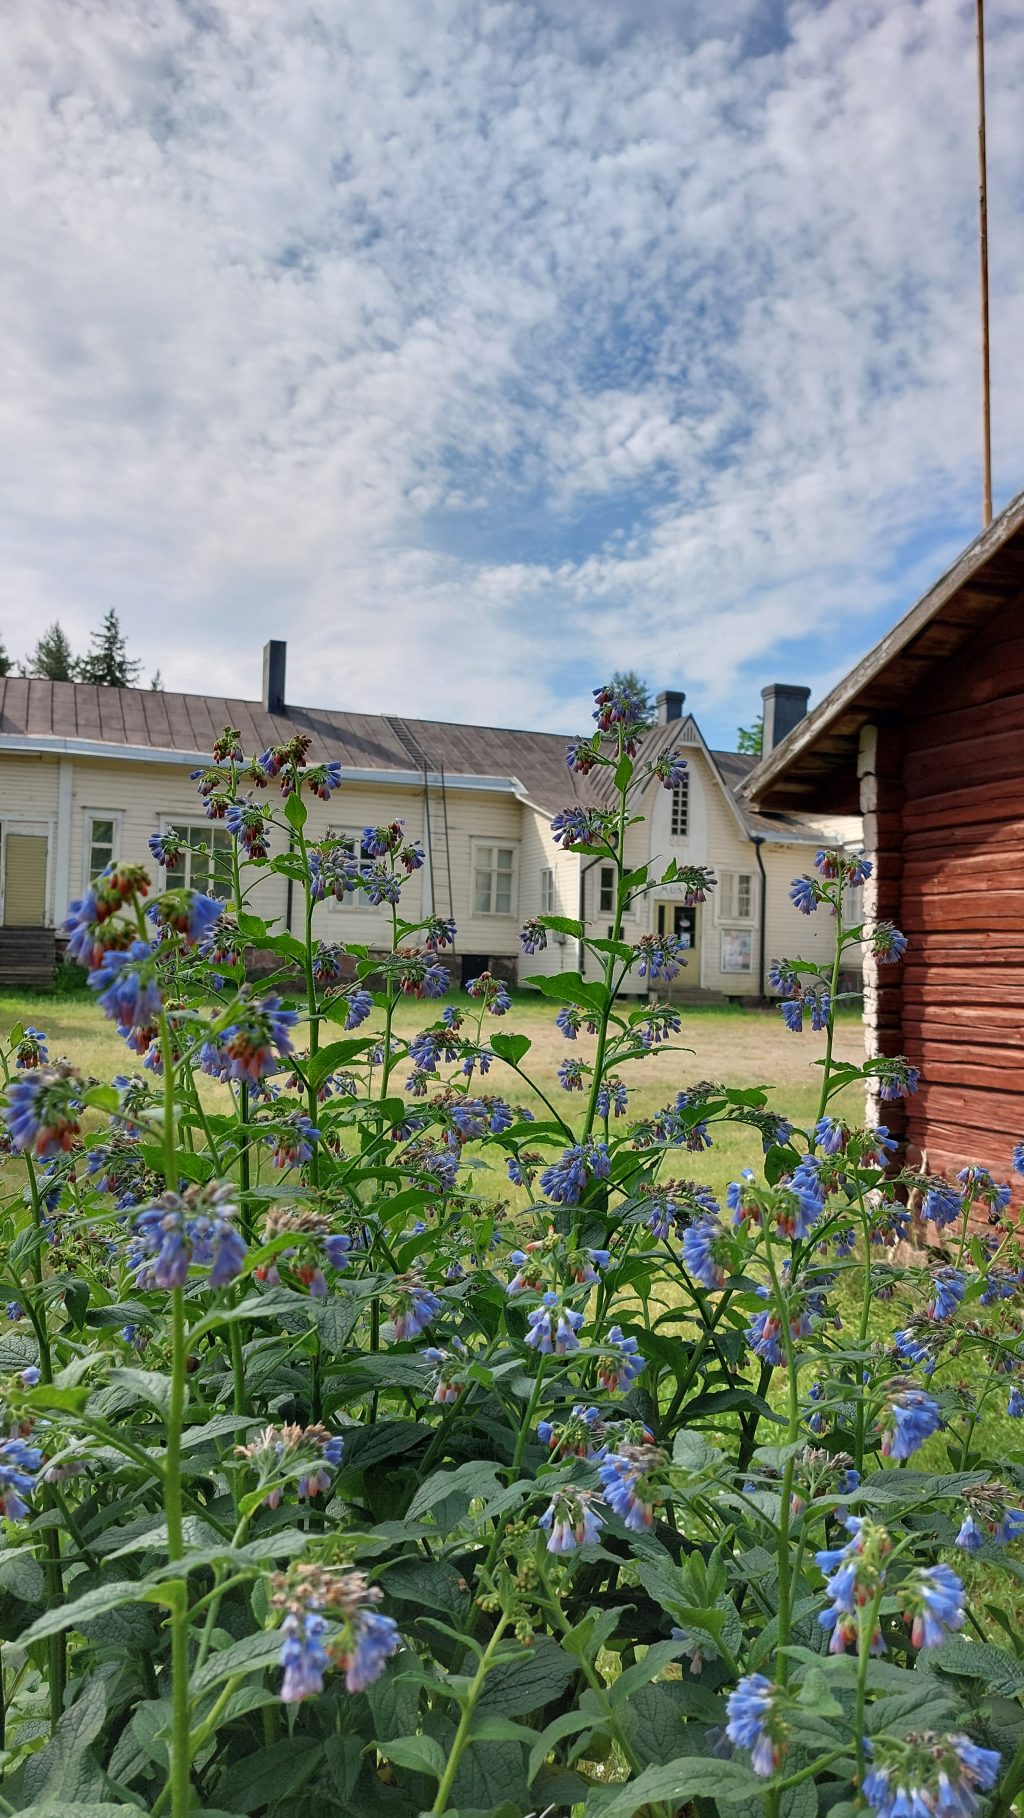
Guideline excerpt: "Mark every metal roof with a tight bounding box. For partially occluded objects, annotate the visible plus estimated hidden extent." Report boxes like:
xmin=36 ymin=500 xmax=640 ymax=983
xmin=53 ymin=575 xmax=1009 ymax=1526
xmin=0 ymin=676 xmax=827 ymax=837
xmin=743 ymin=483 xmax=1024 ymax=813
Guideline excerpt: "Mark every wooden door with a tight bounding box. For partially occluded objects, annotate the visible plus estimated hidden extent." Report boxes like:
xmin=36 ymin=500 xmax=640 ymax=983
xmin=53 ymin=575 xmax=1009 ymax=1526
xmin=3 ymin=831 xmax=49 ymax=926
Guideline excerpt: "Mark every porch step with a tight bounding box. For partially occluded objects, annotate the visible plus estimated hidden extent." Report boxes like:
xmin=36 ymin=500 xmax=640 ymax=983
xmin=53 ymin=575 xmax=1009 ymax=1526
xmin=0 ymin=928 xmax=57 ymax=987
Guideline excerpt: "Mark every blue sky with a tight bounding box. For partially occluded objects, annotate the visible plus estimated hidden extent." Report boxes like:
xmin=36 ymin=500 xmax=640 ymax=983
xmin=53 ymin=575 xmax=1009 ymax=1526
xmin=2 ymin=0 xmax=1023 ymax=750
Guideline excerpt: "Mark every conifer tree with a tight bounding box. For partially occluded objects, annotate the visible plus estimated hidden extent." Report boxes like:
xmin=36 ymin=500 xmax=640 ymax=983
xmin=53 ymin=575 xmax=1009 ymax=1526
xmin=24 ymin=623 xmax=76 ymax=682
xmin=0 ymin=635 xmax=11 ymax=678
xmin=76 ymin=610 xmax=140 ymax=688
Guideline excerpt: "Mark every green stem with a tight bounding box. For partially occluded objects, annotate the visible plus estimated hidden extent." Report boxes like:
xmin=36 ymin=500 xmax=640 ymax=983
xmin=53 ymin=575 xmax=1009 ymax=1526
xmin=764 ymin=1241 xmax=801 ymax=1689
xmin=23 ymin=1154 xmax=64 ymax=1728
xmin=157 ymin=1012 xmax=193 ymax=1818
xmin=813 ymin=893 xmax=845 ymax=1130
xmin=430 ymin=1615 xmax=510 ymax=1814
xmin=854 ymin=1585 xmax=884 ymax=1794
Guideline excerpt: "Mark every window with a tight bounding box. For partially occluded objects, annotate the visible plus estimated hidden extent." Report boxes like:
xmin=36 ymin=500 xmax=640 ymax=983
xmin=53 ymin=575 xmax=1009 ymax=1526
xmin=164 ymin=824 xmax=233 ymax=896
xmin=473 ymin=843 xmax=517 ymax=916
xmin=670 ymin=775 xmax=689 ymax=837
xmin=85 ymin=813 xmax=121 ymax=884
xmin=598 ymin=866 xmax=615 ymax=914
xmin=719 ymin=871 xmax=755 ymax=921
xmin=721 ymin=929 xmax=753 ymax=973
xmin=540 ymin=867 xmax=555 ymax=914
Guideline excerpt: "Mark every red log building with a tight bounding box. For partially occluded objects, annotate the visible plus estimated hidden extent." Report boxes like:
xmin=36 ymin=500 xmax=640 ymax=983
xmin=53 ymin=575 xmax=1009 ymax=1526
xmin=745 ymin=485 xmax=1024 ymax=1181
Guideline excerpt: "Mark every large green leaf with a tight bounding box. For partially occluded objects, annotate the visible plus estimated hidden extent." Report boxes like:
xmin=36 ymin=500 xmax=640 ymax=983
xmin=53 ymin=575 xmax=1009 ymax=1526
xmin=23 ymin=1676 xmax=107 ymax=1804
xmin=216 ymin=1738 xmax=324 ymax=1811
xmin=22 ymin=1577 xmax=169 ymax=1643
xmin=586 ymin=1756 xmax=760 ymax=1816
xmin=929 ymin=1636 xmax=1024 ymax=1696
xmin=382 ymin=1733 xmax=446 ymax=1780
xmin=477 ymin=1637 xmax=578 ymax=1716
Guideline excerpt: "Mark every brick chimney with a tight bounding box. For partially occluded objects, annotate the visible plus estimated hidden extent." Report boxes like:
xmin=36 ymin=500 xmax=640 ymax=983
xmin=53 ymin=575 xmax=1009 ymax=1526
xmin=761 ymin=682 xmax=810 ymax=751
xmin=262 ymin=640 xmax=287 ymax=716
xmin=656 ymin=689 xmax=686 ymax=723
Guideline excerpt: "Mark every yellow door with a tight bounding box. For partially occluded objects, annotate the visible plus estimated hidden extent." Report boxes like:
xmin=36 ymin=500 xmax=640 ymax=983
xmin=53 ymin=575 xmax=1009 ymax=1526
xmin=4 ymin=832 xmax=48 ymax=926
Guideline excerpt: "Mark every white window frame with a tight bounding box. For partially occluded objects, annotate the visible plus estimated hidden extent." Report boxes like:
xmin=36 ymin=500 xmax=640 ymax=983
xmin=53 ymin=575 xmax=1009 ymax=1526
xmin=82 ymin=810 xmax=123 ymax=889
xmin=598 ymin=865 xmax=615 ymax=915
xmin=159 ymin=817 xmax=234 ymax=896
xmin=670 ymin=774 xmax=690 ymax=838
xmin=324 ymin=828 xmax=373 ymax=914
xmin=721 ymin=928 xmax=753 ymax=974
xmin=717 ymin=870 xmax=756 ymax=924
xmin=539 ymin=866 xmax=555 ymax=915
xmin=471 ymin=839 xmax=518 ymax=918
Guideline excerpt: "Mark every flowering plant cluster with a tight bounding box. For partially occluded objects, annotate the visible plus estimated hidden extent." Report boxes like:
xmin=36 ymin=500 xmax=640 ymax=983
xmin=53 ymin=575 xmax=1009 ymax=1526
xmin=1 ymin=680 xmax=1023 ymax=1818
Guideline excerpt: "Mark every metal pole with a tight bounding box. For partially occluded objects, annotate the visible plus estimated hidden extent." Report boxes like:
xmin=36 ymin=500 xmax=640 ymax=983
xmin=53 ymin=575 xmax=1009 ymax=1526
xmin=977 ymin=0 xmax=993 ymax=528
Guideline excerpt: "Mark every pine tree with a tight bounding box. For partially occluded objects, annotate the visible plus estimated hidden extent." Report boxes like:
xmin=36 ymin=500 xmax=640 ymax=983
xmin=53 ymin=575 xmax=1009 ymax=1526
xmin=149 ymin=669 xmax=164 ymax=691
xmin=736 ymin=716 xmax=764 ymax=758
xmin=0 ymin=635 xmax=11 ymax=678
xmin=23 ymin=623 xmax=76 ymax=682
xmin=76 ymin=610 xmax=140 ymax=688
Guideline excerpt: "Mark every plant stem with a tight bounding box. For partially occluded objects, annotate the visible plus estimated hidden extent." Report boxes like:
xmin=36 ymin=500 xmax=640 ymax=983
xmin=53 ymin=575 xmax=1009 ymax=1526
xmin=157 ymin=1012 xmax=192 ymax=1818
xmin=854 ymin=1585 xmax=884 ymax=1792
xmin=430 ymin=1614 xmax=509 ymax=1814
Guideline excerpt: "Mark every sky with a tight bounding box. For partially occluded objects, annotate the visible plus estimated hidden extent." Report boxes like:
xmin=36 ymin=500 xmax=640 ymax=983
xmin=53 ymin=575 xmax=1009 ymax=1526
xmin=2 ymin=0 xmax=1023 ymax=750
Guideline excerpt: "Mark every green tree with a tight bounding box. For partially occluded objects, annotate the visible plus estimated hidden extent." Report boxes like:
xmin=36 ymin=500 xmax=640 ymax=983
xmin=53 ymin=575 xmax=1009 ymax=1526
xmin=150 ymin=669 xmax=164 ymax=692
xmin=0 ymin=634 xmax=11 ymax=678
xmin=23 ymin=622 xmax=76 ymax=681
xmin=609 ymin=668 xmax=655 ymax=727
xmin=76 ymin=609 xmax=140 ymax=688
xmin=736 ymin=715 xmax=763 ymax=757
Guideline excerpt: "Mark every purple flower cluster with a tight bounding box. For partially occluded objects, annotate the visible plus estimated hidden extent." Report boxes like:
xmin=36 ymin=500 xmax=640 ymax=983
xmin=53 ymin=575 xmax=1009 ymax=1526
xmin=539 ymin=1139 xmax=610 ymax=1205
xmin=3 ymin=1066 xmax=82 ymax=1160
xmin=131 ymin=1186 xmax=247 ymax=1290
xmin=0 ymin=1434 xmax=43 ymax=1519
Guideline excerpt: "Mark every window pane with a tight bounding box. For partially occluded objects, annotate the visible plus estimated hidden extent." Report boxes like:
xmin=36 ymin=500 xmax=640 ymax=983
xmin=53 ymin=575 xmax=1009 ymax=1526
xmin=91 ymin=818 xmax=114 ymax=846
xmin=599 ymin=866 xmax=614 ymax=913
xmin=737 ymin=875 xmax=751 ymax=918
xmin=166 ymin=857 xmax=186 ymax=891
xmin=671 ymin=777 xmax=689 ymax=836
xmin=540 ymin=868 xmax=553 ymax=913
xmin=474 ymin=872 xmax=492 ymax=914
xmin=495 ymin=875 xmax=512 ymax=914
xmin=477 ymin=846 xmax=492 ymax=870
xmin=496 ymin=848 xmax=514 ymax=873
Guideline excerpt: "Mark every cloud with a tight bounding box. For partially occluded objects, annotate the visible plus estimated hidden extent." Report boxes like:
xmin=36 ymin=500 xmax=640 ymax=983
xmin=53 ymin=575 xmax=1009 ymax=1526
xmin=0 ymin=0 xmax=1022 ymax=745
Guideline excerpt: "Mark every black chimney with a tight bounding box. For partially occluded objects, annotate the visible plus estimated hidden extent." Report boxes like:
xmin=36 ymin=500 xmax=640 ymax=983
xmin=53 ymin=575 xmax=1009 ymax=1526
xmin=263 ymin=640 xmax=287 ymax=716
xmin=656 ymin=689 xmax=686 ymax=723
xmin=761 ymin=682 xmax=810 ymax=752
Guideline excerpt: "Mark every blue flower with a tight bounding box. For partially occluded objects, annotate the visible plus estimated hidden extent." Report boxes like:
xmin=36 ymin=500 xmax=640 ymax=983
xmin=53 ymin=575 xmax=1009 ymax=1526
xmin=424 ymin=916 xmax=457 ymax=951
xmin=904 ymin=1562 xmax=964 ymax=1648
xmin=525 ymin=1294 xmax=584 ymax=1355
xmin=465 ymin=972 xmax=512 ymax=1014
xmin=880 ymin=1387 xmax=942 ymax=1460
xmin=539 ymin=1139 xmax=610 ymax=1206
xmin=558 ymin=1058 xmax=586 ymax=1092
xmin=148 ymin=889 xmax=223 ymax=945
xmin=539 ymin=1488 xmax=604 ymax=1553
xmin=1009 ymin=1386 xmax=1024 ymax=1419
xmin=0 ymin=1434 xmax=42 ymax=1519
xmin=390 ymin=1278 xmax=441 ymax=1341
xmin=956 ymin=1514 xmax=983 ymax=1552
xmin=779 ymin=998 xmax=803 ymax=1033
xmin=3 ymin=1066 xmax=82 ymax=1159
xmin=132 ymin=1188 xmax=247 ymax=1291
xmin=598 ymin=1447 xmax=656 ymax=1532
xmin=520 ymin=920 xmax=547 ymax=954
xmin=861 ymin=1735 xmax=999 ymax=1818
xmin=873 ymin=1058 xmax=921 ymax=1101
xmin=224 ymin=995 xmax=298 ymax=1082
xmin=224 ymin=799 xmax=271 ymax=859
xmin=596 ymin=1325 xmax=644 ymax=1393
xmin=149 ymin=830 xmax=184 ymax=867
xmin=1013 ymin=1141 xmax=1024 ymax=1177
xmin=596 ymin=1077 xmax=628 ymax=1118
xmin=89 ymin=941 xmax=163 ymax=1031
xmin=745 ymin=1309 xmax=786 ymax=1365
xmin=872 ymin=922 xmax=908 ymax=963
xmin=725 ymin=1674 xmax=787 ymax=1778
xmin=280 ymin=1612 xmax=330 ymax=1703
xmin=789 ymin=877 xmax=818 ymax=914
xmin=921 ymin=1181 xmax=963 ymax=1228
xmin=556 ymin=1007 xmax=582 ymax=1040
xmin=267 ymin=1114 xmax=319 ymax=1169
xmin=550 ymin=807 xmax=611 ymax=850
xmin=682 ymin=1218 xmax=727 ymax=1289
xmin=302 ymin=761 xmax=343 ymax=802
xmin=15 ymin=1028 xmax=48 ymax=1070
xmin=926 ymin=1267 xmax=965 ymax=1322
xmin=344 ymin=1606 xmax=402 ymax=1692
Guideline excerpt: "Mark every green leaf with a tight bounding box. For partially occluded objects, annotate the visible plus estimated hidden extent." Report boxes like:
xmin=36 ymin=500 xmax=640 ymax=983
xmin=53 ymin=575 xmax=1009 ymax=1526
xmin=478 ymin=1637 xmax=578 ymax=1716
xmin=367 ymin=1664 xmax=423 ymax=1744
xmin=672 ymin=1430 xmax=724 ymax=1474
xmin=538 ymin=914 xmax=584 ymax=938
xmin=929 ymin=1636 xmax=1024 ymax=1696
xmin=406 ymin=1459 xmax=504 ymax=1521
xmin=22 ymin=1578 xmax=168 ymax=1643
xmin=382 ymin=1733 xmax=446 ymax=1779
xmin=215 ymin=1738 xmax=324 ymax=1812
xmin=623 ymin=1681 xmax=722 ymax=1767
xmin=108 ymin=1366 xmax=173 ymax=1419
xmin=0 ymin=1547 xmax=45 ymax=1605
xmin=524 ymin=971 xmax=609 ymax=1014
xmin=528 ymin=1708 xmax=603 ymax=1784
xmin=470 ymin=1714 xmax=538 ymax=1744
xmin=306 ymin=1037 xmax=374 ymax=1088
xmin=490 ymin=1032 xmax=532 ymax=1067
xmin=284 ymin=790 xmax=308 ymax=831
xmin=342 ymin=1421 xmax=431 ymax=1472
xmin=380 ymin=1557 xmax=469 ymax=1618
xmin=23 ymin=1675 xmax=107 ymax=1804
xmin=190 ymin=1629 xmax=285 ymax=1694
xmin=589 ymin=1756 xmax=760 ymax=1816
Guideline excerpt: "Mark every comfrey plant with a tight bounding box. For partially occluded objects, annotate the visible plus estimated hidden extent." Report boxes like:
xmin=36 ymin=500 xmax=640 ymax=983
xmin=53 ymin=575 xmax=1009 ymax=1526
xmin=1 ymin=685 xmax=1024 ymax=1818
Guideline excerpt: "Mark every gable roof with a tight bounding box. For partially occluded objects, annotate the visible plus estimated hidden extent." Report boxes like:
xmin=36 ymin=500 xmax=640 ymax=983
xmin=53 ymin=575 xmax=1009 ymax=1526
xmin=743 ymin=483 xmax=1024 ymax=813
xmin=0 ymin=675 xmax=828 ymax=840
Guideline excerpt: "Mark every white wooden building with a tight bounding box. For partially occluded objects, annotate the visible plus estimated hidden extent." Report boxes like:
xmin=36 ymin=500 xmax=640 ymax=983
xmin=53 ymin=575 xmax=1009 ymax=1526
xmin=0 ymin=646 xmax=857 ymax=995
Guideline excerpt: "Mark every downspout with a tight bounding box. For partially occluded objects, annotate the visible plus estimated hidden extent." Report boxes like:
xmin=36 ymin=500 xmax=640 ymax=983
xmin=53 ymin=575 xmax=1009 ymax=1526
xmin=751 ymin=834 xmax=767 ymax=1000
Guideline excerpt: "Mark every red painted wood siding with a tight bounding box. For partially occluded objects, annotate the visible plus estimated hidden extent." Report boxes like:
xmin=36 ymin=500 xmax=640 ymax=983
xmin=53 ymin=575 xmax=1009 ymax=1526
xmin=899 ymin=597 xmax=1024 ymax=1178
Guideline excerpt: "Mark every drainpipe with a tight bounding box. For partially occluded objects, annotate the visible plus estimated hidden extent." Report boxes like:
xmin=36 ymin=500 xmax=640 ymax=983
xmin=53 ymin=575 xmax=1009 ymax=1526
xmin=751 ymin=834 xmax=767 ymax=1000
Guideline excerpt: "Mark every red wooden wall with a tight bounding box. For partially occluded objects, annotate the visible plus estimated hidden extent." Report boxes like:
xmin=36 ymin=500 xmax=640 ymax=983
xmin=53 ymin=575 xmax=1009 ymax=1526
xmin=898 ymin=595 xmax=1024 ymax=1177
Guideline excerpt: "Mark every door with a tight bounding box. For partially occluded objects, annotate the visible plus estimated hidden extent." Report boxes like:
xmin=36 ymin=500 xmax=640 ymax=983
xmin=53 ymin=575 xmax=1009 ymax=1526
xmin=657 ymin=901 xmax=700 ymax=985
xmin=3 ymin=829 xmax=49 ymax=926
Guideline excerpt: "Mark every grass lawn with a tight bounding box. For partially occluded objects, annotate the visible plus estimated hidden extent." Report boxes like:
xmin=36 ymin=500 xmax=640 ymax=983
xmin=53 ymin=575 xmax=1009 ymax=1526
xmin=0 ymin=990 xmax=865 ymax=1212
